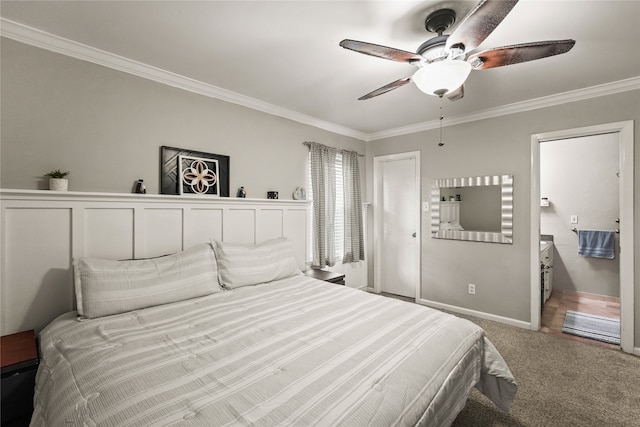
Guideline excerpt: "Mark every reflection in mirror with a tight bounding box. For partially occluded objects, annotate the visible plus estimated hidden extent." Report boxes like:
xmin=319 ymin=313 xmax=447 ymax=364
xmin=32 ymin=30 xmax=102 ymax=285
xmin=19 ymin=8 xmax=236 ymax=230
xmin=440 ymin=185 xmax=501 ymax=232
xmin=431 ymin=175 xmax=513 ymax=244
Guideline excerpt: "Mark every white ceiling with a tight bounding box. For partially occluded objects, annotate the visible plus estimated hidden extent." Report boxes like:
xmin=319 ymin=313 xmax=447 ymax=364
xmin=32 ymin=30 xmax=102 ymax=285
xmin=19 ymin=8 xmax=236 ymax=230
xmin=2 ymin=0 xmax=639 ymax=140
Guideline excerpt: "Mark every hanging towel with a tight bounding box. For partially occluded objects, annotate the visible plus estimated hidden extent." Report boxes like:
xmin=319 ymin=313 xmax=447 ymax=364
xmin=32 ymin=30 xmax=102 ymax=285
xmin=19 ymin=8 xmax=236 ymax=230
xmin=577 ymin=230 xmax=616 ymax=259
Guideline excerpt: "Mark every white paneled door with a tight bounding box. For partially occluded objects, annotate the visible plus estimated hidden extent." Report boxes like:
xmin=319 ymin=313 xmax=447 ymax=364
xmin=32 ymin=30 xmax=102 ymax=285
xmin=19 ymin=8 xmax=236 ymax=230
xmin=374 ymin=152 xmax=420 ymax=299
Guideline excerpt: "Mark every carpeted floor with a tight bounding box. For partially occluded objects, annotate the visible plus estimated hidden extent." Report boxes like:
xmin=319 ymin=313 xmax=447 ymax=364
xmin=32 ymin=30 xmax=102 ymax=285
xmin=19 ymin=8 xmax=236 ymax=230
xmin=451 ymin=316 xmax=640 ymax=426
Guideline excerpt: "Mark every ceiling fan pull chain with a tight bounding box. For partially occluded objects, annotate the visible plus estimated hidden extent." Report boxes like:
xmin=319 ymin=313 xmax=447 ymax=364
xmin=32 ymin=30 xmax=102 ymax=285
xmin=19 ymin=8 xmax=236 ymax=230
xmin=438 ymin=98 xmax=445 ymax=147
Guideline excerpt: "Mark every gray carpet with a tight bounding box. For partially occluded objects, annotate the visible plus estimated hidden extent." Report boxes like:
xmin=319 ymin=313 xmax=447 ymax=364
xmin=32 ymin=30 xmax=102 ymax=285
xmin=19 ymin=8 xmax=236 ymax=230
xmin=451 ymin=316 xmax=640 ymax=426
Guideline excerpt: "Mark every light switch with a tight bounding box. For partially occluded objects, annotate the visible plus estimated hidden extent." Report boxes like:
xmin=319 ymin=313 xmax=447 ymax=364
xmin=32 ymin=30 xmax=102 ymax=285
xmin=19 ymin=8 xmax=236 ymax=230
xmin=570 ymin=215 xmax=578 ymax=224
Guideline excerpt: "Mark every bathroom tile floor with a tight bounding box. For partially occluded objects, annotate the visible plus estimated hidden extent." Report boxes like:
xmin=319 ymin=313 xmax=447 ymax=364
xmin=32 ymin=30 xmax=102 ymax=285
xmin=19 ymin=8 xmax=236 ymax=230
xmin=541 ymin=289 xmax=620 ymax=350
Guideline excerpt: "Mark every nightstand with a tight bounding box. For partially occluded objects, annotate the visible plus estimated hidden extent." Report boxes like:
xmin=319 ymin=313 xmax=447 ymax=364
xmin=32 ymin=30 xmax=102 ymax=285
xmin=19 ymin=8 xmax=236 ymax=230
xmin=304 ymin=269 xmax=346 ymax=285
xmin=1 ymin=330 xmax=39 ymax=426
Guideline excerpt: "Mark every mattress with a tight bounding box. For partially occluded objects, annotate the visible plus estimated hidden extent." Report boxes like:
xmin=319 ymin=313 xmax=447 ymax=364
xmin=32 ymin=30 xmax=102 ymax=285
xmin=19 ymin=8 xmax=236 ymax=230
xmin=30 ymin=276 xmax=516 ymax=426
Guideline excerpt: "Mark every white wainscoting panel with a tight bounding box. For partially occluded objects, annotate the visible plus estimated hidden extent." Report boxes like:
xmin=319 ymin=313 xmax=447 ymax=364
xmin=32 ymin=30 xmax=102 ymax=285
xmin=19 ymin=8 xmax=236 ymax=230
xmin=188 ymin=208 xmax=224 ymax=246
xmin=257 ymin=209 xmax=284 ymax=243
xmin=85 ymin=208 xmax=134 ymax=259
xmin=0 ymin=190 xmax=311 ymax=335
xmin=3 ymin=207 xmax=74 ymax=335
xmin=142 ymin=208 xmax=184 ymax=258
xmin=283 ymin=209 xmax=308 ymax=268
xmin=224 ymin=209 xmax=256 ymax=244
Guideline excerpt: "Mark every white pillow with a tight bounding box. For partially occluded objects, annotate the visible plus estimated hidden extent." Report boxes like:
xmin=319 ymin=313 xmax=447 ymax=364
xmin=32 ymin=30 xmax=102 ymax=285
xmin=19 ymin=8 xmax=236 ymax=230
xmin=73 ymin=243 xmax=222 ymax=319
xmin=212 ymin=237 xmax=302 ymax=289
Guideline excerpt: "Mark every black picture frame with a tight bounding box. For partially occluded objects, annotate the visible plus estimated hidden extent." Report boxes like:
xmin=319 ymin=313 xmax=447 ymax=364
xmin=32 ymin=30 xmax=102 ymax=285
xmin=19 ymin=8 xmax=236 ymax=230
xmin=160 ymin=146 xmax=230 ymax=197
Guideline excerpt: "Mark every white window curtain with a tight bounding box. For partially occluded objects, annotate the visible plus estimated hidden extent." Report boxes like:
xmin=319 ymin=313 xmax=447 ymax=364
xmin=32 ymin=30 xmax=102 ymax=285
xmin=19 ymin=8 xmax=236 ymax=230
xmin=341 ymin=150 xmax=365 ymax=263
xmin=307 ymin=142 xmax=364 ymax=267
xmin=308 ymin=142 xmax=337 ymax=267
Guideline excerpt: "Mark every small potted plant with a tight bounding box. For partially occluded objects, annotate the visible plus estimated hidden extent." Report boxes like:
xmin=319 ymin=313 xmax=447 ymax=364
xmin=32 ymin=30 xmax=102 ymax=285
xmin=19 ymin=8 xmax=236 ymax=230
xmin=45 ymin=169 xmax=70 ymax=191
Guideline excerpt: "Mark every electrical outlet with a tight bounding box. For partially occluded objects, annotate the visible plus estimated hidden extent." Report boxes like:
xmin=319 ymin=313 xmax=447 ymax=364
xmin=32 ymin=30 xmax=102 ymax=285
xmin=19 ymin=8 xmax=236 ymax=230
xmin=468 ymin=284 xmax=476 ymax=295
xmin=570 ymin=215 xmax=578 ymax=224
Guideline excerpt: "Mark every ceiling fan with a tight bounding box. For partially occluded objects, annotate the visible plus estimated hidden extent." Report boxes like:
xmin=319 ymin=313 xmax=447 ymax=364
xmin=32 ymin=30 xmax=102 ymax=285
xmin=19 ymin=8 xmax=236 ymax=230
xmin=340 ymin=0 xmax=575 ymax=101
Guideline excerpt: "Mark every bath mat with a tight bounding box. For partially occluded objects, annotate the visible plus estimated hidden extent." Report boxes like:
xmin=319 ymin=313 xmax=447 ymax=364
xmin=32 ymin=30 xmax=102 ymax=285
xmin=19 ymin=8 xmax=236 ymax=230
xmin=561 ymin=310 xmax=620 ymax=345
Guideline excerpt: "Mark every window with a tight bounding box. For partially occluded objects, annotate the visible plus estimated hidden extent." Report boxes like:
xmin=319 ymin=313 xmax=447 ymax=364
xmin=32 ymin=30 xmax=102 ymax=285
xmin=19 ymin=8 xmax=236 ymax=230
xmin=308 ymin=152 xmax=344 ymax=259
xmin=307 ymin=141 xmax=363 ymax=267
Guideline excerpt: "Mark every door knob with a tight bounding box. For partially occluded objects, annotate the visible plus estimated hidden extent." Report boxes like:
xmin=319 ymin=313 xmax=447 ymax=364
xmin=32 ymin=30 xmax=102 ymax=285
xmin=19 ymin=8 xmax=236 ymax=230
xmin=412 ymin=232 xmax=417 ymax=238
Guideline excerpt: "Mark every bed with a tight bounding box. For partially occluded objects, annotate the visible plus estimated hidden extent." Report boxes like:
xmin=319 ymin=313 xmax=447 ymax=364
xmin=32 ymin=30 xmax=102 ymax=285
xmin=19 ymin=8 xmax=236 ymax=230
xmin=30 ymin=238 xmax=516 ymax=427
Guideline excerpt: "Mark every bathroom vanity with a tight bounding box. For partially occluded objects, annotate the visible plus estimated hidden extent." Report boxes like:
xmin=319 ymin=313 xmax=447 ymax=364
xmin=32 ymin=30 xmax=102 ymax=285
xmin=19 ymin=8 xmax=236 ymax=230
xmin=540 ymin=237 xmax=554 ymax=307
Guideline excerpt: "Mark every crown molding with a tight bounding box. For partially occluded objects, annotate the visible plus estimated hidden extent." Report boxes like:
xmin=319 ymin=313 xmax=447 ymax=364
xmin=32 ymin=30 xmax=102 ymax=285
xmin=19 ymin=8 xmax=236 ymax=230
xmin=2 ymin=18 xmax=638 ymax=143
xmin=366 ymin=76 xmax=640 ymax=141
xmin=0 ymin=18 xmax=367 ymax=141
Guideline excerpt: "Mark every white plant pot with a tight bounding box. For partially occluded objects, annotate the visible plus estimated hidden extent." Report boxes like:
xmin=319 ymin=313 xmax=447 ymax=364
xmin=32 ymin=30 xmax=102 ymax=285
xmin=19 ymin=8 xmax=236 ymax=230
xmin=49 ymin=178 xmax=68 ymax=191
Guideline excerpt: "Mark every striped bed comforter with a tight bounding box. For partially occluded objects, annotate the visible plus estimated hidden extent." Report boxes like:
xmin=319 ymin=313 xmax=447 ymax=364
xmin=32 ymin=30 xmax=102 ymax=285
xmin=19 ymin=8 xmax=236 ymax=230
xmin=31 ymin=276 xmax=516 ymax=427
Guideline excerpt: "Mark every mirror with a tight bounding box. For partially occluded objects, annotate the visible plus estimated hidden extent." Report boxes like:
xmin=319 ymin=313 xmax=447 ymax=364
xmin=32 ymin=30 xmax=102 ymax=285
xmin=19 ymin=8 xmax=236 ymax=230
xmin=431 ymin=175 xmax=513 ymax=244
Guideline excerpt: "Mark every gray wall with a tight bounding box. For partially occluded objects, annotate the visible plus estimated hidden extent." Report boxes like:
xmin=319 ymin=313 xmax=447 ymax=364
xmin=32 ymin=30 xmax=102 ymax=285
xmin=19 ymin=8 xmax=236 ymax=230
xmin=0 ymin=38 xmax=364 ymax=198
xmin=365 ymin=90 xmax=640 ymax=341
xmin=541 ymin=133 xmax=620 ymax=297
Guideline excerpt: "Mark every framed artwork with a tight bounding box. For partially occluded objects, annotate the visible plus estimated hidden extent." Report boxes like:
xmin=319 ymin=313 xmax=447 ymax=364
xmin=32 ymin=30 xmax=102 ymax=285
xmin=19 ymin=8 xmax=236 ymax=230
xmin=160 ymin=146 xmax=230 ymax=196
xmin=178 ymin=155 xmax=219 ymax=196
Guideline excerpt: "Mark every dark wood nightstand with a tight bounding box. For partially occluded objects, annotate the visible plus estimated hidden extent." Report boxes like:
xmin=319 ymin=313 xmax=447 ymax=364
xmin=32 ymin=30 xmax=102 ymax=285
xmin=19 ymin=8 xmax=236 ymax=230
xmin=304 ymin=269 xmax=346 ymax=285
xmin=1 ymin=330 xmax=39 ymax=426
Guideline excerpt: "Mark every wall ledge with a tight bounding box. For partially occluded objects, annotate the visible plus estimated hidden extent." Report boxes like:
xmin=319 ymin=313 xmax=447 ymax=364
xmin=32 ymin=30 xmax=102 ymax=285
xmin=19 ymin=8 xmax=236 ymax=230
xmin=0 ymin=189 xmax=311 ymax=205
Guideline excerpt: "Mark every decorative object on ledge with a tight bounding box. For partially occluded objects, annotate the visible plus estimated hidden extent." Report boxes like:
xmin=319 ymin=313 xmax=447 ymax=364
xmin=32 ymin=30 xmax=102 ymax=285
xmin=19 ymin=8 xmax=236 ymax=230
xmin=237 ymin=187 xmax=247 ymax=198
xmin=267 ymin=191 xmax=279 ymax=200
xmin=134 ymin=179 xmax=146 ymax=194
xmin=292 ymin=187 xmax=306 ymax=200
xmin=178 ymin=155 xmax=219 ymax=196
xmin=160 ymin=146 xmax=229 ymax=196
xmin=44 ymin=169 xmax=69 ymax=192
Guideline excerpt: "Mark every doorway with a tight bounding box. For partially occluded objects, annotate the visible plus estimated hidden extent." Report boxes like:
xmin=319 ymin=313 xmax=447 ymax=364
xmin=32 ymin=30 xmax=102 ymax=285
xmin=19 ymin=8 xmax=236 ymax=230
xmin=373 ymin=152 xmax=420 ymax=300
xmin=539 ymin=133 xmax=620 ymax=348
xmin=530 ymin=121 xmax=635 ymax=354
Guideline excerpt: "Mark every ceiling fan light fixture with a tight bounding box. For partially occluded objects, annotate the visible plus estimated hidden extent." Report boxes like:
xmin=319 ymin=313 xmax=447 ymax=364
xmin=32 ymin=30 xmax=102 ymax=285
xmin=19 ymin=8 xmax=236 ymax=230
xmin=341 ymin=0 xmax=575 ymax=101
xmin=412 ymin=60 xmax=472 ymax=97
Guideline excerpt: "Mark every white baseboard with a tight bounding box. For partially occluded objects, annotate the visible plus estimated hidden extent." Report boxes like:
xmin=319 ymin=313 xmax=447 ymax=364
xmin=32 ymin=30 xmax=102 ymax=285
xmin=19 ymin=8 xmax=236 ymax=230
xmin=360 ymin=286 xmax=377 ymax=293
xmin=418 ymin=298 xmax=532 ymax=330
xmin=634 ymin=347 xmax=640 ymax=357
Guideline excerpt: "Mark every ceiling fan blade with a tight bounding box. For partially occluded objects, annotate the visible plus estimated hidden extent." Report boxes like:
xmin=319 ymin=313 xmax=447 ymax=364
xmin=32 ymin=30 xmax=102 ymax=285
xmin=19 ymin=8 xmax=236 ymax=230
xmin=340 ymin=39 xmax=422 ymax=63
xmin=467 ymin=39 xmax=576 ymax=69
xmin=445 ymin=0 xmax=519 ymax=52
xmin=447 ymin=85 xmax=464 ymax=101
xmin=358 ymin=77 xmax=412 ymax=100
